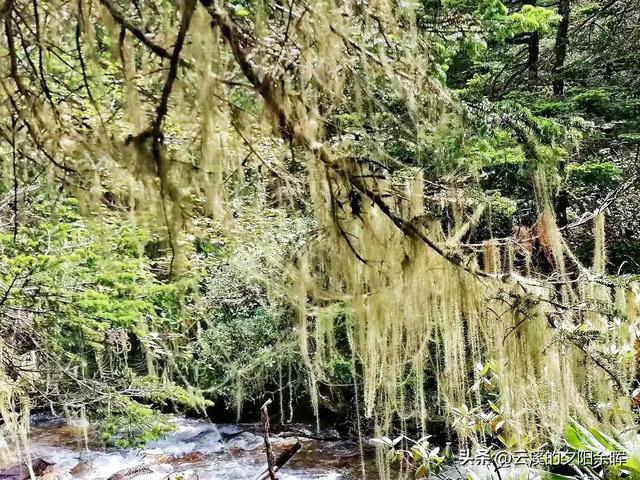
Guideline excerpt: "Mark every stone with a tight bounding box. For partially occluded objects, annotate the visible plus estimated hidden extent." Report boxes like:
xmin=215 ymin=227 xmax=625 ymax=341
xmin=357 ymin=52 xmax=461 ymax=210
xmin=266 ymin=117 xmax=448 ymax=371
xmin=106 ymin=465 xmax=153 ymax=480
xmin=69 ymin=461 xmax=91 ymax=478
xmin=0 ymin=458 xmax=54 ymax=480
xmin=158 ymin=452 xmax=205 ymax=466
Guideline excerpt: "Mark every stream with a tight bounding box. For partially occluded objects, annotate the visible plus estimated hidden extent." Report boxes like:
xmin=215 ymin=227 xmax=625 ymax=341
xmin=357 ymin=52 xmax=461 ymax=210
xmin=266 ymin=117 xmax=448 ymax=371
xmin=2 ymin=415 xmax=376 ymax=480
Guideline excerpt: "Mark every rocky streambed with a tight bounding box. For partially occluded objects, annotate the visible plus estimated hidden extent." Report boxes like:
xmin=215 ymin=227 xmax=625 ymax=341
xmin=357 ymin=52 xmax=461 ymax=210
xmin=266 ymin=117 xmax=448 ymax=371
xmin=0 ymin=416 xmax=376 ymax=480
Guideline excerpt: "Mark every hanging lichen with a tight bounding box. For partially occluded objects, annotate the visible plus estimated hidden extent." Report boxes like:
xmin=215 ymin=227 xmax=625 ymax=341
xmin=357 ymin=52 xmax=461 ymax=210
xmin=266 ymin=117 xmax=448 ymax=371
xmin=1 ymin=1 xmax=638 ymax=471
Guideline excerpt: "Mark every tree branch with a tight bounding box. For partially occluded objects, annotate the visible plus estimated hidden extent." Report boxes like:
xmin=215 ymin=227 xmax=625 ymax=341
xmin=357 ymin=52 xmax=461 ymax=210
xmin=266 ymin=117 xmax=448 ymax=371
xmin=200 ymin=0 xmax=630 ymax=393
xmin=97 ymin=0 xmax=183 ymax=63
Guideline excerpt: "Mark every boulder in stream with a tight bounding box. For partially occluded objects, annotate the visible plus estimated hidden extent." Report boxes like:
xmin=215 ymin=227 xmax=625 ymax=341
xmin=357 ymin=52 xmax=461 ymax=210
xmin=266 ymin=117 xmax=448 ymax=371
xmin=69 ymin=461 xmax=91 ymax=478
xmin=0 ymin=458 xmax=54 ymax=480
xmin=156 ymin=452 xmax=205 ymax=466
xmin=106 ymin=465 xmax=153 ymax=480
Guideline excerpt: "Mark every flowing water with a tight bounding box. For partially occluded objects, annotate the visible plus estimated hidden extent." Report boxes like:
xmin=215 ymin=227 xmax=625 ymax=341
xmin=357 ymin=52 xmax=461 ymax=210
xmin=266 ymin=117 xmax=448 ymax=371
xmin=2 ymin=415 xmax=376 ymax=480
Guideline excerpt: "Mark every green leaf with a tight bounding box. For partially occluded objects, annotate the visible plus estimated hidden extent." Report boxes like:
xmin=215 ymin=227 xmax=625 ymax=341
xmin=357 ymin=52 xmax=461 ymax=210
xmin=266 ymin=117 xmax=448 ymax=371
xmin=564 ymin=424 xmax=584 ymax=450
xmin=623 ymin=456 xmax=640 ymax=479
xmin=588 ymin=426 xmax=624 ymax=451
xmin=565 ymin=421 xmax=608 ymax=453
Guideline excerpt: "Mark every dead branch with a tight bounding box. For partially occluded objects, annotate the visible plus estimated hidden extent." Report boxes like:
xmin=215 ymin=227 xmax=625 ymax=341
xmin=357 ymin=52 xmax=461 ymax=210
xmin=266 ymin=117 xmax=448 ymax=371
xmin=260 ymin=399 xmax=277 ymax=480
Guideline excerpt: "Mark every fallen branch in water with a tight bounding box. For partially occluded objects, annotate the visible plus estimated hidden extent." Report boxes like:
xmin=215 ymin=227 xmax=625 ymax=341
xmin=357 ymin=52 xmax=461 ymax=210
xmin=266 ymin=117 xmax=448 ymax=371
xmin=254 ymin=440 xmax=303 ymax=480
xmin=260 ymin=399 xmax=277 ymax=480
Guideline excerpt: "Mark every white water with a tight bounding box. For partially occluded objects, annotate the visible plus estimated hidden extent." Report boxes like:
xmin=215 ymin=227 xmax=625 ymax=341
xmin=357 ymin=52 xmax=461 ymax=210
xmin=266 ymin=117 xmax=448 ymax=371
xmin=6 ymin=416 xmax=365 ymax=480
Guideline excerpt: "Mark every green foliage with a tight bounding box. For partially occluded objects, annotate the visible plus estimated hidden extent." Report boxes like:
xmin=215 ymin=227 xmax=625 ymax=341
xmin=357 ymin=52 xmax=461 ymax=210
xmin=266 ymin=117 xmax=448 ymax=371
xmin=374 ymin=434 xmax=448 ymax=479
xmin=440 ymin=0 xmax=559 ymax=38
xmin=462 ymin=130 xmax=527 ymax=168
xmin=0 ymin=193 xmax=187 ymax=358
xmin=572 ymin=89 xmax=614 ymax=116
xmin=503 ymin=5 xmax=561 ymax=39
xmin=451 ymin=360 xmax=513 ymax=443
xmin=0 ymin=191 xmax=207 ymax=443
xmin=188 ymin=199 xmax=308 ymax=410
xmin=532 ymin=100 xmax=575 ymax=117
xmin=193 ymin=265 xmax=298 ymax=409
xmin=562 ymin=421 xmax=640 ymax=480
xmin=97 ymin=396 xmax=176 ymax=448
xmin=618 ymin=133 xmax=640 ymax=144
xmin=131 ymin=376 xmax=213 ymax=412
xmin=325 ymin=355 xmax=353 ymax=384
xmin=567 ymin=161 xmax=622 ymax=187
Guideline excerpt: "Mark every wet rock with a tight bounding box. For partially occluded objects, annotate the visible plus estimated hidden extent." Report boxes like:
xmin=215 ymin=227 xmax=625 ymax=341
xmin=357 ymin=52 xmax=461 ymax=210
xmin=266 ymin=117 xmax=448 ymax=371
xmin=219 ymin=430 xmax=251 ymax=441
xmin=106 ymin=465 xmax=153 ymax=480
xmin=29 ymin=416 xmax=100 ymax=449
xmin=0 ymin=458 xmax=54 ymax=480
xmin=225 ymin=431 xmax=264 ymax=451
xmin=38 ymin=471 xmax=58 ymax=480
xmin=269 ymin=423 xmax=345 ymax=442
xmin=69 ymin=460 xmax=91 ymax=478
xmin=143 ymin=422 xmax=223 ymax=457
xmin=157 ymin=452 xmax=205 ymax=466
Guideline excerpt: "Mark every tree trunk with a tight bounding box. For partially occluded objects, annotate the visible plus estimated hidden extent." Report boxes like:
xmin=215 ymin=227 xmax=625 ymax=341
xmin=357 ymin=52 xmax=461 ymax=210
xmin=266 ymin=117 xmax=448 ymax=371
xmin=553 ymin=0 xmax=571 ymax=95
xmin=527 ymin=0 xmax=540 ymax=86
xmin=553 ymin=0 xmax=571 ymax=225
xmin=527 ymin=31 xmax=540 ymax=86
